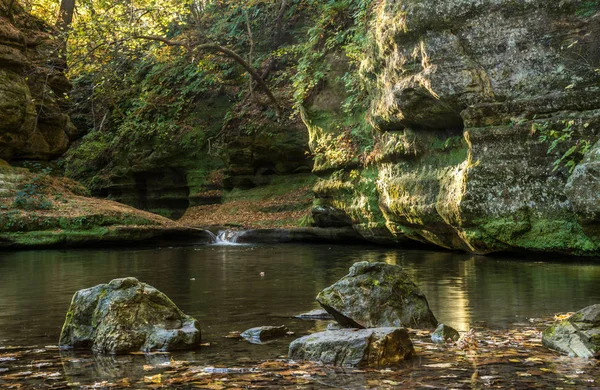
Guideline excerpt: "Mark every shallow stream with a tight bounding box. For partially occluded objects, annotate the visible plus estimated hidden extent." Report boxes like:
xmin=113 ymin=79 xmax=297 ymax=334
xmin=1 ymin=243 xmax=599 ymax=387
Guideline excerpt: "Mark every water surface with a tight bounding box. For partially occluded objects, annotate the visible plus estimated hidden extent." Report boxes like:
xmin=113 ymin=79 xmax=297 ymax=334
xmin=0 ymin=243 xmax=599 ymax=384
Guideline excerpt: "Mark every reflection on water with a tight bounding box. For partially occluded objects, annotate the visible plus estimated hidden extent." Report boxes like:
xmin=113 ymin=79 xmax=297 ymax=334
xmin=0 ymin=244 xmax=599 ymax=357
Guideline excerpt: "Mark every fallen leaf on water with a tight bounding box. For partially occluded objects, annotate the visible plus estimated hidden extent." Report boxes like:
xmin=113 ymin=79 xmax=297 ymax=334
xmin=144 ymin=373 xmax=162 ymax=384
xmin=517 ymin=372 xmax=532 ymax=377
xmin=117 ymin=378 xmax=132 ymax=387
xmin=257 ymin=361 xmax=289 ymax=370
xmin=423 ymin=363 xmax=454 ymax=369
xmin=554 ymin=312 xmax=574 ymax=321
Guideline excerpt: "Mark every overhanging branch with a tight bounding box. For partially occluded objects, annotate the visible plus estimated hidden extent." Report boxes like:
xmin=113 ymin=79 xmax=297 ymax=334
xmin=133 ymin=34 xmax=281 ymax=116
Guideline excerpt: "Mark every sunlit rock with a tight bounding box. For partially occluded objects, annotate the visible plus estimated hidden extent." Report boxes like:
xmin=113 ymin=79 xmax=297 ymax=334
xmin=295 ymin=308 xmax=334 ymax=320
xmin=317 ymin=262 xmax=438 ymax=329
xmin=59 ymin=277 xmax=201 ymax=354
xmin=542 ymin=304 xmax=600 ymax=358
xmin=289 ymin=327 xmax=414 ymax=367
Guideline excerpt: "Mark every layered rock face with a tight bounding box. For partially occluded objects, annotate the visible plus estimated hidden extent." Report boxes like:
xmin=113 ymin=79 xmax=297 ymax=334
xmin=0 ymin=14 xmax=75 ymax=161
xmin=222 ymin=123 xmax=313 ymax=190
xmin=310 ymin=1 xmax=600 ymax=255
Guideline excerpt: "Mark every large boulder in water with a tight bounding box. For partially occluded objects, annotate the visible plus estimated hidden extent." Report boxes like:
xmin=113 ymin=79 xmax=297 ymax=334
xmin=542 ymin=304 xmax=600 ymax=358
xmin=317 ymin=262 xmax=437 ymax=329
xmin=59 ymin=277 xmax=201 ymax=354
xmin=289 ymin=327 xmax=414 ymax=367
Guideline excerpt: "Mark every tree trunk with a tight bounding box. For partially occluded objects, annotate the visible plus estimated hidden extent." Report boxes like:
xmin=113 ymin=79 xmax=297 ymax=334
xmin=55 ymin=0 xmax=75 ymax=70
xmin=57 ymin=0 xmax=76 ymax=32
xmin=245 ymin=9 xmax=255 ymax=97
xmin=273 ymin=0 xmax=287 ymax=48
xmin=6 ymin=0 xmax=16 ymax=21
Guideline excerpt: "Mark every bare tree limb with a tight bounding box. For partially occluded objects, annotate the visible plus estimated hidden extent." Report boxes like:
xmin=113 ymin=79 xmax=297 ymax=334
xmin=134 ymin=34 xmax=281 ymax=116
xmin=273 ymin=0 xmax=287 ymax=48
xmin=244 ymin=9 xmax=255 ymax=97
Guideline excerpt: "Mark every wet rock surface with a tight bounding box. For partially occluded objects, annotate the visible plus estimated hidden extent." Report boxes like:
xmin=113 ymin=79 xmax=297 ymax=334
xmin=431 ymin=324 xmax=460 ymax=344
xmin=59 ymin=277 xmax=201 ymax=354
xmin=317 ymin=262 xmax=438 ymax=329
xmin=241 ymin=326 xmax=289 ymax=344
xmin=295 ymin=309 xmax=334 ymax=320
xmin=234 ymin=227 xmax=364 ymax=244
xmin=542 ymin=304 xmax=600 ymax=358
xmin=288 ymin=327 xmax=414 ymax=367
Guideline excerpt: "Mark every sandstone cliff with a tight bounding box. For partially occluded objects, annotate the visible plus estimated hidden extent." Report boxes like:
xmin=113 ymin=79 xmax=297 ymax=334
xmin=307 ymin=0 xmax=600 ymax=255
xmin=0 ymin=10 xmax=75 ymax=162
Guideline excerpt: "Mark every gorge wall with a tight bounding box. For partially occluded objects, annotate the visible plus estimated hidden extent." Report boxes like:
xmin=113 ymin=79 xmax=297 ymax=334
xmin=0 ymin=11 xmax=75 ymax=162
xmin=306 ymin=0 xmax=600 ymax=255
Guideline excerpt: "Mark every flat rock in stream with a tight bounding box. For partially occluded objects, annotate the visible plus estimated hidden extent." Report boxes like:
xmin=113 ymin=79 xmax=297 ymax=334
xmin=542 ymin=304 xmax=600 ymax=358
xmin=289 ymin=328 xmax=414 ymax=367
xmin=317 ymin=262 xmax=438 ymax=329
xmin=295 ymin=309 xmax=334 ymax=320
xmin=59 ymin=277 xmax=201 ymax=354
xmin=241 ymin=326 xmax=289 ymax=344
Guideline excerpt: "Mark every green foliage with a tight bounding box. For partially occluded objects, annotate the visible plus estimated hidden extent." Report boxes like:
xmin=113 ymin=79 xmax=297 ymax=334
xmin=13 ymin=164 xmax=53 ymax=211
xmin=313 ymin=127 xmax=360 ymax=167
xmin=533 ymin=120 xmax=593 ymax=173
xmin=576 ymin=1 xmax=600 ymax=17
xmin=291 ymin=0 xmax=375 ymax=112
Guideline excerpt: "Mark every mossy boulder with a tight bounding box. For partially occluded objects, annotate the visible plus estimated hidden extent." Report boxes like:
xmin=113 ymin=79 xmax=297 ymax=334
xmin=542 ymin=304 xmax=600 ymax=358
xmin=317 ymin=262 xmax=438 ymax=329
xmin=59 ymin=277 xmax=201 ymax=354
xmin=288 ymin=327 xmax=414 ymax=367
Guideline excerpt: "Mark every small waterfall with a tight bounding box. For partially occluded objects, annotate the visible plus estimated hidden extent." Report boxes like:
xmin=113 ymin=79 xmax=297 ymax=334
xmin=213 ymin=230 xmax=245 ymax=245
xmin=205 ymin=230 xmax=217 ymax=242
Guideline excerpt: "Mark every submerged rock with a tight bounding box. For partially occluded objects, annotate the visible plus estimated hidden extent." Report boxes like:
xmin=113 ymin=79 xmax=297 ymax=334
xmin=542 ymin=305 xmax=600 ymax=358
xmin=289 ymin=328 xmax=414 ymax=367
xmin=431 ymin=324 xmax=460 ymax=344
xmin=317 ymin=262 xmax=437 ymax=329
xmin=59 ymin=277 xmax=201 ymax=354
xmin=295 ymin=309 xmax=334 ymax=320
xmin=241 ymin=326 xmax=289 ymax=344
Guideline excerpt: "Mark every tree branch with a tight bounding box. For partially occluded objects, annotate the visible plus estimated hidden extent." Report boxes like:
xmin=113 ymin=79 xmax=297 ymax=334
xmin=133 ymin=34 xmax=281 ymax=116
xmin=273 ymin=0 xmax=287 ymax=48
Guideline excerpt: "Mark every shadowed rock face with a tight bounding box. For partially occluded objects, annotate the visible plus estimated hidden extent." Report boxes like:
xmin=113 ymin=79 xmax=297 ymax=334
xmin=317 ymin=262 xmax=438 ymax=329
xmin=542 ymin=304 xmax=600 ymax=358
xmin=0 ymin=14 xmax=75 ymax=161
xmin=59 ymin=277 xmax=201 ymax=354
xmin=288 ymin=327 xmax=414 ymax=367
xmin=308 ymin=0 xmax=600 ymax=256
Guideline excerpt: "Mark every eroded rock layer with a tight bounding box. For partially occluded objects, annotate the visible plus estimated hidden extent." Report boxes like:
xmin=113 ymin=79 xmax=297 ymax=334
xmin=308 ymin=0 xmax=600 ymax=255
xmin=0 ymin=12 xmax=75 ymax=161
